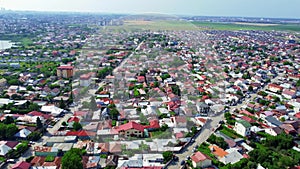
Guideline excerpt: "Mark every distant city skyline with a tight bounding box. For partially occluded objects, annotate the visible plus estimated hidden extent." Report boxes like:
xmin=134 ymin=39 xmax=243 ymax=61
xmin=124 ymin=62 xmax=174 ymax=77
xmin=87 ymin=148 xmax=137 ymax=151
xmin=1 ymin=0 xmax=300 ymax=19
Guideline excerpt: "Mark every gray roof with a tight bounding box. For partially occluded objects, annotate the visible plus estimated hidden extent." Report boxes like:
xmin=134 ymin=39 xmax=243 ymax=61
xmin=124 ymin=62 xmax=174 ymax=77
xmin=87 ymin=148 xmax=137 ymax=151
xmin=265 ymin=116 xmax=283 ymax=127
xmin=120 ymin=159 xmax=143 ymax=168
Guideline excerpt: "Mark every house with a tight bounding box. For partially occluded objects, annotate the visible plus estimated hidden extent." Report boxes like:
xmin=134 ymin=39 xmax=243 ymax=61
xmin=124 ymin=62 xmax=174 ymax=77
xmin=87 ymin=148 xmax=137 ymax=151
xmin=209 ymin=145 xmax=228 ymax=158
xmin=280 ymin=123 xmax=297 ymax=135
xmin=8 ymin=85 xmax=19 ymax=93
xmin=109 ymin=142 xmax=122 ymax=153
xmin=83 ymin=156 xmax=100 ymax=169
xmin=115 ymin=121 xmax=144 ymax=137
xmin=282 ymin=89 xmax=296 ymax=99
xmin=137 ymin=76 xmax=145 ymax=83
xmin=219 ymin=148 xmax=244 ymax=165
xmin=171 ymin=116 xmax=187 ymax=127
xmin=268 ymin=84 xmax=283 ymax=93
xmin=41 ymin=105 xmax=64 ymax=117
xmin=11 ymin=161 xmax=31 ymax=169
xmin=14 ymin=128 xmax=32 ymax=139
xmin=265 ymin=127 xmax=283 ymax=136
xmin=80 ymin=73 xmax=92 ymax=87
xmin=0 ymin=78 xmax=7 ymax=88
xmin=234 ymin=120 xmax=251 ymax=137
xmin=0 ymin=143 xmax=12 ymax=156
xmin=66 ymin=130 xmax=96 ymax=140
xmin=34 ymin=146 xmax=58 ymax=157
xmin=265 ymin=116 xmax=283 ymax=127
xmin=191 ymin=151 xmax=212 ymax=168
xmin=57 ymin=65 xmax=74 ymax=78
xmin=196 ymin=102 xmax=211 ymax=116
xmin=194 ymin=117 xmax=207 ymax=126
xmin=106 ymin=155 xmax=119 ymax=167
xmin=74 ymin=111 xmax=88 ymax=119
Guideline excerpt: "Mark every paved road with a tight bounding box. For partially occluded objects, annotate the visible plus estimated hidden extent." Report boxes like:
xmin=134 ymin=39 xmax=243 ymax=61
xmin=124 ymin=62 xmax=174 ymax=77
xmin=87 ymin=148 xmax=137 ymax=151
xmin=168 ymin=112 xmax=224 ymax=169
xmin=48 ymin=114 xmax=72 ymax=135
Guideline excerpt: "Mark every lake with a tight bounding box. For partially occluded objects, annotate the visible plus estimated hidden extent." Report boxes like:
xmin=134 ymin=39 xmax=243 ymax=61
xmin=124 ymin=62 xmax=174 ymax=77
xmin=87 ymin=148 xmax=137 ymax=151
xmin=0 ymin=40 xmax=14 ymax=50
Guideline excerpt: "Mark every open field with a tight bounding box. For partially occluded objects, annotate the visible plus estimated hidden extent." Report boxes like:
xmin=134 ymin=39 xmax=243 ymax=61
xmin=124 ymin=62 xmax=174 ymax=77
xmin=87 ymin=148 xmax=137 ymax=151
xmin=108 ymin=20 xmax=199 ymax=31
xmin=191 ymin=21 xmax=300 ymax=32
xmin=106 ymin=20 xmax=300 ymax=32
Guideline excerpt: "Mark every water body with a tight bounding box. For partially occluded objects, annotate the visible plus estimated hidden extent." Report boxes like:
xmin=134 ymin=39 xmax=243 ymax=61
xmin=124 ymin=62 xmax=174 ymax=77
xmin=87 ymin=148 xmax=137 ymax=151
xmin=0 ymin=40 xmax=14 ymax=50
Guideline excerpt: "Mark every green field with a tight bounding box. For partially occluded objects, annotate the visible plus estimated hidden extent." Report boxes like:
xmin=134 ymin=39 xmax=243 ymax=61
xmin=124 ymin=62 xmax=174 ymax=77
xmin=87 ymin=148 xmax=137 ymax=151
xmin=107 ymin=20 xmax=300 ymax=32
xmin=107 ymin=20 xmax=199 ymax=31
xmin=192 ymin=21 xmax=300 ymax=32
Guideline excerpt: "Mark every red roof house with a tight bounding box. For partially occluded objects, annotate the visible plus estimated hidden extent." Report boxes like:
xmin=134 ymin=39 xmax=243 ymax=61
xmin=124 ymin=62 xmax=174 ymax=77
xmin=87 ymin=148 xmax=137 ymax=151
xmin=12 ymin=161 xmax=31 ymax=169
xmin=191 ymin=151 xmax=212 ymax=168
xmin=114 ymin=121 xmax=145 ymax=137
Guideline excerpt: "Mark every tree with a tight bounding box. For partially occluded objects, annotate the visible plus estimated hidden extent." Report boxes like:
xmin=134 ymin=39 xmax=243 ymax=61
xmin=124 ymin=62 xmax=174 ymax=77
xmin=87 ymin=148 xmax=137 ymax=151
xmin=62 ymin=148 xmax=83 ymax=169
xmin=109 ymin=108 xmax=120 ymax=120
xmin=248 ymin=85 xmax=253 ymax=92
xmin=297 ymin=80 xmax=300 ymax=87
xmin=171 ymin=85 xmax=181 ymax=96
xmin=89 ymin=96 xmax=98 ymax=111
xmin=3 ymin=116 xmax=14 ymax=124
xmin=27 ymin=131 xmax=41 ymax=141
xmin=62 ymin=121 xmax=67 ymax=126
xmin=5 ymin=124 xmax=18 ymax=139
xmin=26 ymin=86 xmax=34 ymax=91
xmin=160 ymin=124 xmax=169 ymax=132
xmin=139 ymin=113 xmax=149 ymax=125
xmin=133 ymin=88 xmax=140 ymax=97
xmin=36 ymin=117 xmax=43 ymax=129
xmin=68 ymin=92 xmax=74 ymax=104
xmin=162 ymin=151 xmax=173 ymax=163
xmin=59 ymin=98 xmax=67 ymax=109
xmin=72 ymin=122 xmax=82 ymax=131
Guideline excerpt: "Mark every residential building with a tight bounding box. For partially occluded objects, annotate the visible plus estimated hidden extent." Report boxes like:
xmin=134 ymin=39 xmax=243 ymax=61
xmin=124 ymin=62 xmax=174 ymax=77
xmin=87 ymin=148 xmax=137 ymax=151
xmin=115 ymin=121 xmax=144 ymax=137
xmin=234 ymin=120 xmax=252 ymax=136
xmin=191 ymin=151 xmax=212 ymax=168
xmin=57 ymin=65 xmax=74 ymax=78
xmin=80 ymin=73 xmax=92 ymax=87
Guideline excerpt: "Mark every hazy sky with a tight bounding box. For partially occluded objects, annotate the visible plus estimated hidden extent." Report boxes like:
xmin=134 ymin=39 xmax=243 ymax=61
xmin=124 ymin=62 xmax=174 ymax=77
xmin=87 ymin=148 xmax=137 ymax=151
xmin=1 ymin=0 xmax=300 ymax=18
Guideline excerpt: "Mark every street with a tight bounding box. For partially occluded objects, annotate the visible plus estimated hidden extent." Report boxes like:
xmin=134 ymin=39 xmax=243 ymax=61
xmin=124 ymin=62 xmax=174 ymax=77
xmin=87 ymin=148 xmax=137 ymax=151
xmin=168 ymin=112 xmax=224 ymax=169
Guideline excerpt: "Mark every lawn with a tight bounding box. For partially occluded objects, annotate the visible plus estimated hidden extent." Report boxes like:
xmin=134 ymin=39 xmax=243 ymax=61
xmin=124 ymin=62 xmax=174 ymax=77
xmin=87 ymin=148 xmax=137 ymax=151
xmin=219 ymin=126 xmax=243 ymax=139
xmin=150 ymin=130 xmax=172 ymax=139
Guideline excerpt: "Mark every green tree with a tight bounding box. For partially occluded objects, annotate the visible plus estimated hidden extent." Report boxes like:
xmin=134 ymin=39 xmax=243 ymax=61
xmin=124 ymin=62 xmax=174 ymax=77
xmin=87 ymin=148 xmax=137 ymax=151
xmin=3 ymin=116 xmax=14 ymax=124
xmin=162 ymin=151 xmax=173 ymax=163
xmin=59 ymin=98 xmax=67 ymax=109
xmin=68 ymin=92 xmax=74 ymax=104
xmin=62 ymin=148 xmax=83 ymax=169
xmin=139 ymin=113 xmax=149 ymax=125
xmin=26 ymin=86 xmax=34 ymax=91
xmin=109 ymin=108 xmax=120 ymax=120
xmin=5 ymin=124 xmax=18 ymax=139
xmin=160 ymin=124 xmax=169 ymax=132
xmin=8 ymin=79 xmax=19 ymax=85
xmin=89 ymin=96 xmax=98 ymax=111
xmin=27 ymin=131 xmax=41 ymax=141
xmin=296 ymin=80 xmax=300 ymax=87
xmin=72 ymin=122 xmax=82 ymax=131
xmin=133 ymin=88 xmax=140 ymax=97
xmin=36 ymin=117 xmax=43 ymax=129
xmin=0 ymin=123 xmax=7 ymax=140
xmin=28 ymin=103 xmax=40 ymax=111
xmin=248 ymin=85 xmax=253 ymax=92
xmin=62 ymin=121 xmax=67 ymax=126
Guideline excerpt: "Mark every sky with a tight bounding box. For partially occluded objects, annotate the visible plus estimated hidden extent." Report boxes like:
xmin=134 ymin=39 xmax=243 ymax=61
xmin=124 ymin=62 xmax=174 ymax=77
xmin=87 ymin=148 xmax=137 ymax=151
xmin=1 ymin=0 xmax=300 ymax=19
